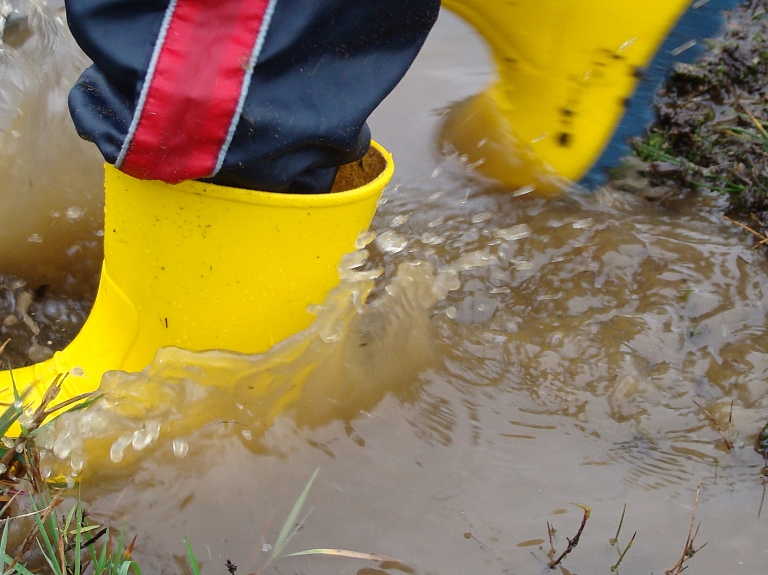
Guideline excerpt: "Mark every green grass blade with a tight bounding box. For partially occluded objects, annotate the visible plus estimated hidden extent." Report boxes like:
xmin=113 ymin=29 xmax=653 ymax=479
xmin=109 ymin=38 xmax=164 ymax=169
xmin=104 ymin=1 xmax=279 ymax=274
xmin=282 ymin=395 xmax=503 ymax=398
xmin=1 ymin=520 xmax=9 ymax=570
xmin=272 ymin=468 xmax=319 ymax=558
xmin=283 ymin=508 xmax=314 ymax=548
xmin=184 ymin=537 xmax=200 ymax=575
xmin=2 ymin=553 xmax=36 ymax=575
xmin=0 ymin=384 xmax=29 ymax=438
xmin=36 ymin=540 xmax=63 ymax=575
xmin=117 ymin=560 xmax=142 ymax=575
xmin=74 ymin=503 xmax=83 ymax=575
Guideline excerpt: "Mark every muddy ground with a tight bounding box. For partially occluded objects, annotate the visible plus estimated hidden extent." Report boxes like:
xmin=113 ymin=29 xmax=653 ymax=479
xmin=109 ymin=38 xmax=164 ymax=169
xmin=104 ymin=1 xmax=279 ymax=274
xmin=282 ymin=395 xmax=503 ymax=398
xmin=632 ymin=0 xmax=768 ymax=222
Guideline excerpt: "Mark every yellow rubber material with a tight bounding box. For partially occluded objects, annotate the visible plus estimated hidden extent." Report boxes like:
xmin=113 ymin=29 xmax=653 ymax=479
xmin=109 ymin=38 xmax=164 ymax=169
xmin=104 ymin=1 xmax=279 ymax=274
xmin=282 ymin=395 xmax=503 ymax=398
xmin=0 ymin=142 xmax=393 ymax=428
xmin=442 ymin=0 xmax=692 ymax=194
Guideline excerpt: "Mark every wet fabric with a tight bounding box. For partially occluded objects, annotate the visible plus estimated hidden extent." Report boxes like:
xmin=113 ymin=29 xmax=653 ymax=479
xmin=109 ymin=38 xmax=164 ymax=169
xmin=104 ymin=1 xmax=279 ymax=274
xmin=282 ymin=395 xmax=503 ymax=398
xmin=65 ymin=0 xmax=440 ymax=193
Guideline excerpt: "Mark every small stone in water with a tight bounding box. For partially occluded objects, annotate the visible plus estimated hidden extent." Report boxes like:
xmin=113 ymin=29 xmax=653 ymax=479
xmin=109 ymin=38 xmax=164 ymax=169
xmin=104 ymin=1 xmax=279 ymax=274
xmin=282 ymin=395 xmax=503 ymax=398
xmin=428 ymin=217 xmax=444 ymax=228
xmin=445 ymin=306 xmax=457 ymax=319
xmin=172 ymin=438 xmax=189 ymax=458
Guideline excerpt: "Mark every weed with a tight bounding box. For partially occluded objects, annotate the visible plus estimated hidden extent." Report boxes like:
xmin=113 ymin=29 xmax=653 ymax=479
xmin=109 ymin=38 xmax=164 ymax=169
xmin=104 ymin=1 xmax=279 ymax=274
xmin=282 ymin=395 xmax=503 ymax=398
xmin=546 ymin=503 xmax=591 ymax=570
xmin=666 ymin=482 xmax=706 ymax=575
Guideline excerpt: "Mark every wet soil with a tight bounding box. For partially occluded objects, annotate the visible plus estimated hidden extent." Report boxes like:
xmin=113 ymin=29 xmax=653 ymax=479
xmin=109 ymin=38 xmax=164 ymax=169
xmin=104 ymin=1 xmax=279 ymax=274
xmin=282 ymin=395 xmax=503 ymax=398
xmin=0 ymin=275 xmax=90 ymax=369
xmin=634 ymin=0 xmax=768 ymax=224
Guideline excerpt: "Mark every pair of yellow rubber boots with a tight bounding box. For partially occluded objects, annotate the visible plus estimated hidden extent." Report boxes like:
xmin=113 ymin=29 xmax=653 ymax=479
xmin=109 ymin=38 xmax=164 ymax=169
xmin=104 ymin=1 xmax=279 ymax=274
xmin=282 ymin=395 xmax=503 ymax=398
xmin=0 ymin=0 xmax=694 ymax=419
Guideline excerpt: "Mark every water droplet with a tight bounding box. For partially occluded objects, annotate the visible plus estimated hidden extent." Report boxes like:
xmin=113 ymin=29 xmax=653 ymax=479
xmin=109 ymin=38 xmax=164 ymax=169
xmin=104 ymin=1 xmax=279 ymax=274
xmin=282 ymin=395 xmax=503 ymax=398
xmin=512 ymin=260 xmax=534 ymax=271
xmin=573 ymin=218 xmax=594 ymax=229
xmin=375 ymin=230 xmax=408 ymax=254
xmin=420 ymin=232 xmax=443 ymax=246
xmin=430 ymin=167 xmax=443 ymax=179
xmin=27 ymin=233 xmax=43 ymax=243
xmin=618 ymin=36 xmax=638 ymax=52
xmin=132 ymin=427 xmax=153 ymax=451
xmin=110 ymin=434 xmax=132 ymax=463
xmin=445 ymin=306 xmax=457 ymax=319
xmin=494 ymin=224 xmax=531 ymax=241
xmin=235 ymin=403 xmax=244 ymax=410
xmin=355 ymin=230 xmax=377 ymax=249
xmin=71 ymin=367 xmax=85 ymax=377
xmin=65 ymin=206 xmax=84 ymax=221
xmin=13 ymin=400 xmax=22 ymax=410
xmin=172 ymin=438 xmax=189 ymax=458
xmin=242 ymin=429 xmax=253 ymax=441
xmin=390 ymin=214 xmax=409 ymax=227
xmin=261 ymin=544 xmax=272 ymax=553
xmin=512 ymin=184 xmax=536 ymax=197
xmin=0 ymin=464 xmax=7 ymax=475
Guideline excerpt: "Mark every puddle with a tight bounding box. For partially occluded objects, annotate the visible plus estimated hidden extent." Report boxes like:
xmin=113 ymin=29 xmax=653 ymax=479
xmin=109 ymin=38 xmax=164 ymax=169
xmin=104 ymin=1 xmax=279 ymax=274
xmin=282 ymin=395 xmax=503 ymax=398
xmin=3 ymin=6 xmax=768 ymax=575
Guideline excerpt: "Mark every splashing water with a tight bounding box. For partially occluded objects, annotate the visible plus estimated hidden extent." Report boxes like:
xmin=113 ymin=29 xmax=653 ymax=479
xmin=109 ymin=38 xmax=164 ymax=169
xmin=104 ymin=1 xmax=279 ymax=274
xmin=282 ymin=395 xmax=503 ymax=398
xmin=4 ymin=7 xmax=768 ymax=575
xmin=0 ymin=0 xmax=103 ymax=294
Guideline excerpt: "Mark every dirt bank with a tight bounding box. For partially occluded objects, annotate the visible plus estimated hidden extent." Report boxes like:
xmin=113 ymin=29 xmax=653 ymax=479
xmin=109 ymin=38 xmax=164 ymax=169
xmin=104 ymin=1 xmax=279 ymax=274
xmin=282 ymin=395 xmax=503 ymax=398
xmin=632 ymin=0 xmax=767 ymax=228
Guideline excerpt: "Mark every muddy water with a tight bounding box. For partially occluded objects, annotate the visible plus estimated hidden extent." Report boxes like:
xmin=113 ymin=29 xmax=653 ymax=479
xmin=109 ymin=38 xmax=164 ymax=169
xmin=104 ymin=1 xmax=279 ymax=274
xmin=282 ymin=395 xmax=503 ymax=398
xmin=7 ymin=8 xmax=768 ymax=575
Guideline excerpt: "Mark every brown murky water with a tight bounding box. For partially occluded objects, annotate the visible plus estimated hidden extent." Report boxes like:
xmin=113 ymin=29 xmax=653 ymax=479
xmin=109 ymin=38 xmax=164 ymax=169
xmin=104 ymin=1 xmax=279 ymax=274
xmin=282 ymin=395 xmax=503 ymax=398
xmin=5 ymin=8 xmax=768 ymax=575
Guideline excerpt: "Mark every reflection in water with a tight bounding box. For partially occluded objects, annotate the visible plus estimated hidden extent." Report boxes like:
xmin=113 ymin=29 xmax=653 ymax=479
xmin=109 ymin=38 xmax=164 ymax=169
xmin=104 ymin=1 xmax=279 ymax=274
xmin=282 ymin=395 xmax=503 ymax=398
xmin=4 ymin=7 xmax=768 ymax=575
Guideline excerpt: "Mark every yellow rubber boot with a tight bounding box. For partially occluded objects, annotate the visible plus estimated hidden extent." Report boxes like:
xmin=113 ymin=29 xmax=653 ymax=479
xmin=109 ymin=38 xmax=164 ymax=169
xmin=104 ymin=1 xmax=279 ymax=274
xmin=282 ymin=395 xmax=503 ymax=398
xmin=441 ymin=0 xmax=692 ymax=195
xmin=0 ymin=143 xmax=393 ymax=423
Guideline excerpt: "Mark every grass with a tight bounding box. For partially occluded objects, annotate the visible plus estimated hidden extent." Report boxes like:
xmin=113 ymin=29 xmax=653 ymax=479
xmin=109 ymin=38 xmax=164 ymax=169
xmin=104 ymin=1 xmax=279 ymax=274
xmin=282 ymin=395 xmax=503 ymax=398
xmin=631 ymin=0 xmax=768 ymax=230
xmin=0 ymin=376 xmax=148 ymax=575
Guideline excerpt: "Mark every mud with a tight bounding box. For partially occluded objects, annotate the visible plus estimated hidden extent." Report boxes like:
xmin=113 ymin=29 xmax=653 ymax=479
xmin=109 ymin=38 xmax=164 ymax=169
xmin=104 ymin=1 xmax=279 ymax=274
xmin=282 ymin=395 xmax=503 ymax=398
xmin=331 ymin=147 xmax=388 ymax=193
xmin=635 ymin=0 xmax=768 ymax=223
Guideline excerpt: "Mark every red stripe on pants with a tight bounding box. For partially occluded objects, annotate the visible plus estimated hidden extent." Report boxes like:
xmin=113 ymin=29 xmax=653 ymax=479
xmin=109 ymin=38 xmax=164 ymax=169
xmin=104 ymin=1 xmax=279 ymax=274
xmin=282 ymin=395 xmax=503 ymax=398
xmin=121 ymin=0 xmax=270 ymax=182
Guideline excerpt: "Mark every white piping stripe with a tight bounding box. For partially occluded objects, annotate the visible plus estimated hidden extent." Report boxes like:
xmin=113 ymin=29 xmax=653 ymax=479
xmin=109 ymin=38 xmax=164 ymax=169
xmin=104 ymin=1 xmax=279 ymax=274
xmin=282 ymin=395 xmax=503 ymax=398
xmin=115 ymin=0 xmax=179 ymax=169
xmin=210 ymin=0 xmax=280 ymax=177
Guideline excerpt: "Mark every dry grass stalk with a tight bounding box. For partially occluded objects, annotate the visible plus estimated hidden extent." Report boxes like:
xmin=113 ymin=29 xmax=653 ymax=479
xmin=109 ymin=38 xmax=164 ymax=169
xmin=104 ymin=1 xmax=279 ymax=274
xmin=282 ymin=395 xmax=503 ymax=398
xmin=666 ymin=482 xmax=707 ymax=575
xmin=548 ymin=503 xmax=591 ymax=569
xmin=693 ymin=400 xmax=734 ymax=451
